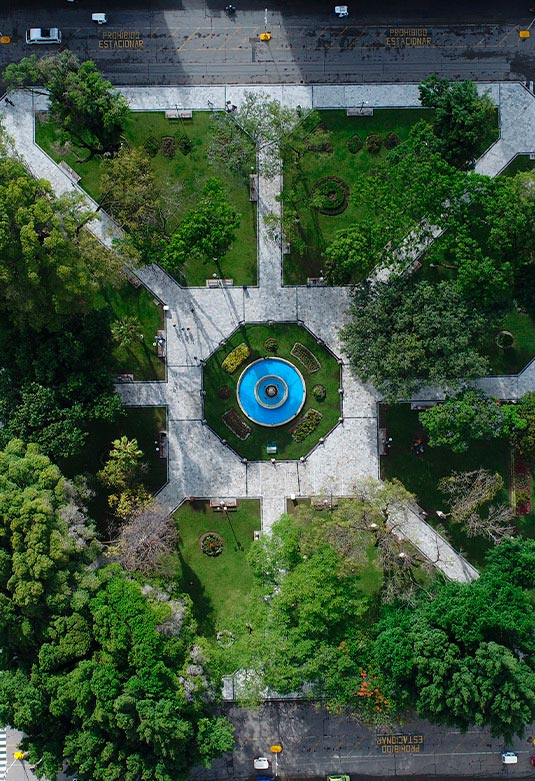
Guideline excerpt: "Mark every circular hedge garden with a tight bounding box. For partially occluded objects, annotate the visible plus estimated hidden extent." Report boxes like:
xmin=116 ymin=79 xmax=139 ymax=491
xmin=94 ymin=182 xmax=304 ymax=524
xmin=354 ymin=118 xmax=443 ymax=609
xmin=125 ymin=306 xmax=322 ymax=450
xmin=202 ymin=323 xmax=342 ymax=461
xmin=312 ymin=176 xmax=350 ymax=216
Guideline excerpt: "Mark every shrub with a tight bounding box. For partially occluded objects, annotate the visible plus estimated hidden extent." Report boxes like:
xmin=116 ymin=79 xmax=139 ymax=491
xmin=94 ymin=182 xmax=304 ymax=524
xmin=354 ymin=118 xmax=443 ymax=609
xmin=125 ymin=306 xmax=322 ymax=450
xmin=222 ymin=343 xmax=251 ymax=374
xmin=218 ymin=385 xmax=232 ymax=400
xmin=143 ymin=136 xmax=160 ymax=158
xmin=365 ymin=133 xmax=383 ymax=153
xmin=312 ymin=384 xmax=326 ymax=401
xmin=312 ymin=176 xmax=350 ymax=216
xmin=291 ymin=409 xmax=323 ymax=442
xmin=264 ymin=337 xmax=279 ymax=353
xmin=178 ymin=135 xmax=194 ymax=155
xmin=347 ymin=134 xmax=363 ymax=154
xmin=161 ymin=136 xmax=176 ymax=158
xmin=516 ymin=489 xmax=530 ymax=507
xmin=384 ymin=132 xmax=401 ymax=150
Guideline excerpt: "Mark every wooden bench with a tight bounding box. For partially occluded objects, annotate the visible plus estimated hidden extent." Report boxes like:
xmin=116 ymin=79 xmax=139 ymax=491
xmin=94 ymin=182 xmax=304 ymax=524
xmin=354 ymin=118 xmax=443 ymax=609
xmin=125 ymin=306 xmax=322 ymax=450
xmin=156 ymin=329 xmax=166 ymax=358
xmin=249 ymin=174 xmax=258 ymax=202
xmin=307 ymin=277 xmax=325 ymax=286
xmin=209 ymin=498 xmax=238 ymax=511
xmin=59 ymin=160 xmax=81 ymax=183
xmin=311 ymin=498 xmax=339 ymax=510
xmin=115 ymin=373 xmax=134 ymax=383
xmin=206 ymin=278 xmax=233 ymax=288
xmin=158 ymin=431 xmax=168 ymax=459
xmin=165 ymin=109 xmax=193 ymax=119
xmin=346 ymin=107 xmax=374 ymax=117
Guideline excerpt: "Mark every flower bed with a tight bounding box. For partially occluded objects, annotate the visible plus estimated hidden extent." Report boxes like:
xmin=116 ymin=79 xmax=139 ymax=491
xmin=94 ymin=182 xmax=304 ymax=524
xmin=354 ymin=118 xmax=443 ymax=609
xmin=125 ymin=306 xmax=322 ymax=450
xmin=290 ymin=409 xmax=323 ymax=442
xmin=312 ymin=176 xmax=350 ymax=216
xmin=222 ymin=343 xmax=251 ymax=374
xmin=222 ymin=408 xmax=252 ymax=440
xmin=264 ymin=337 xmax=279 ymax=353
xmin=513 ymin=457 xmax=532 ymax=515
xmin=199 ymin=531 xmax=224 ymax=557
xmin=290 ymin=342 xmax=321 ymax=373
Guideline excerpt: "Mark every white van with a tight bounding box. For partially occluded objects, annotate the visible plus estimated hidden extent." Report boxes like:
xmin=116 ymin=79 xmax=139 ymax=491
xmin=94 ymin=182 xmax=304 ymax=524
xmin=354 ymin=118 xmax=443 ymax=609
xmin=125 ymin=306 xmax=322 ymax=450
xmin=25 ymin=28 xmax=62 ymax=44
xmin=501 ymin=752 xmax=518 ymax=764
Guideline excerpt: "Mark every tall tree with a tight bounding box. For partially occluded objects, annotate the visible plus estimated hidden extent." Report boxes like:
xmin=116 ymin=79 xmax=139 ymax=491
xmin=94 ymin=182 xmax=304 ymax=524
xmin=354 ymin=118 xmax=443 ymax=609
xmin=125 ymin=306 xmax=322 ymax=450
xmin=341 ymin=278 xmax=491 ymax=400
xmin=163 ymin=179 xmax=240 ymax=274
xmin=419 ymin=76 xmax=496 ymax=169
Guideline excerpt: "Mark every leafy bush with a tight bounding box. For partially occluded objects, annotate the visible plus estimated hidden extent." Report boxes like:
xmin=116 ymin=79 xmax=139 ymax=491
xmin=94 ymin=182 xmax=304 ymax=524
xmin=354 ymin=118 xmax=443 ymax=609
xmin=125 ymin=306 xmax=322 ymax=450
xmin=384 ymin=132 xmax=401 ymax=150
xmin=312 ymin=384 xmax=326 ymax=401
xmin=365 ymin=133 xmax=383 ymax=153
xmin=347 ymin=134 xmax=363 ymax=154
xmin=143 ymin=136 xmax=160 ymax=158
xmin=312 ymin=177 xmax=350 ymax=216
xmin=178 ymin=135 xmax=194 ymax=155
xmin=264 ymin=337 xmax=279 ymax=353
xmin=291 ymin=409 xmax=323 ymax=442
xmin=222 ymin=343 xmax=251 ymax=374
xmin=161 ymin=136 xmax=176 ymax=158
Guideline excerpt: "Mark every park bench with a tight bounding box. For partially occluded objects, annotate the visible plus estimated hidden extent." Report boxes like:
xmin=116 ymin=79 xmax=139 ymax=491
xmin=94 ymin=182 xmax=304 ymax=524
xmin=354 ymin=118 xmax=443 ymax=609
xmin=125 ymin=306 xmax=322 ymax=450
xmin=307 ymin=277 xmax=324 ymax=286
xmin=206 ymin=278 xmax=233 ymax=288
xmin=209 ymin=498 xmax=238 ymax=511
xmin=165 ymin=109 xmax=193 ymax=119
xmin=346 ymin=107 xmax=374 ymax=116
xmin=156 ymin=329 xmax=166 ymax=358
xmin=157 ymin=431 xmax=168 ymax=458
xmin=249 ymin=174 xmax=258 ymax=202
xmin=115 ymin=373 xmax=134 ymax=383
xmin=59 ymin=160 xmax=81 ymax=182
xmin=311 ymin=497 xmax=339 ymax=510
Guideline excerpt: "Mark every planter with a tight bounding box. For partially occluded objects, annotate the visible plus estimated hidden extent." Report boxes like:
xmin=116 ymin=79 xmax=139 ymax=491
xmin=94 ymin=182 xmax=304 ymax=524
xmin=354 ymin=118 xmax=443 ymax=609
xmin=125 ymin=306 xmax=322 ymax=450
xmin=496 ymin=330 xmax=515 ymax=350
xmin=199 ymin=532 xmax=224 ymax=557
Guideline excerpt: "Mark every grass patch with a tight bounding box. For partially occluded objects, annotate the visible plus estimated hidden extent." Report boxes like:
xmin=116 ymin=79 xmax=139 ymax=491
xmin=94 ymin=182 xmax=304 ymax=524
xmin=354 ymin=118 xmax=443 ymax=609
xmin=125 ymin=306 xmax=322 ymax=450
xmin=203 ymin=323 xmax=341 ymax=460
xmin=282 ymin=109 xmax=433 ymax=284
xmin=174 ymin=499 xmax=260 ymax=638
xmin=379 ymin=404 xmax=510 ymax=568
xmin=483 ymin=310 xmax=535 ymax=375
xmin=35 ymin=111 xmax=257 ymax=286
xmin=500 ymin=154 xmax=535 ymax=177
xmin=95 ymin=282 xmax=165 ymax=381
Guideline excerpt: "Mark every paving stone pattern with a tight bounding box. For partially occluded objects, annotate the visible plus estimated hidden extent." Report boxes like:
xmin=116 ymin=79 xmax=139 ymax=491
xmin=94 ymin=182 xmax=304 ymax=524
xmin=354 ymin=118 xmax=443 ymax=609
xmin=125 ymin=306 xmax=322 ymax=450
xmin=3 ymin=82 xmax=535 ymax=583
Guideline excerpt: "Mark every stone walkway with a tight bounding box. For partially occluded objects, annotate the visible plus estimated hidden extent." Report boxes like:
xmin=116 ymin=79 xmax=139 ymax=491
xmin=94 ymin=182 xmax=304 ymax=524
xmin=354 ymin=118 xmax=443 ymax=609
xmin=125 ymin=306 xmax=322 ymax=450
xmin=3 ymin=81 xmax=535 ymax=583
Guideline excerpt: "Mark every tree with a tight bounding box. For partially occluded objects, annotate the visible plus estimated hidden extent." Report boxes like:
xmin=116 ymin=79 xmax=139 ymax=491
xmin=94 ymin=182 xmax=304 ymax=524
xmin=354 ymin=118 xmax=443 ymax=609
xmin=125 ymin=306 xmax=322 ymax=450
xmin=109 ymin=502 xmax=178 ymax=575
xmin=341 ymin=278 xmax=491 ymax=400
xmin=163 ymin=179 xmax=240 ymax=274
xmin=324 ymin=225 xmax=377 ymax=284
xmin=419 ymin=75 xmax=496 ymax=169
xmin=374 ymin=542 xmax=535 ymax=738
xmin=0 ymin=439 xmax=97 ymax=662
xmin=209 ymin=93 xmax=316 ymax=178
xmin=99 ymin=147 xmax=159 ymax=231
xmin=0 ymin=152 xmax=122 ymax=331
xmin=0 ymin=311 xmax=123 ymax=460
xmin=111 ymin=316 xmax=144 ymax=349
xmin=438 ymin=469 xmax=514 ymax=543
xmin=419 ymin=389 xmax=518 ymax=452
xmin=0 ymin=567 xmax=234 ymax=781
xmin=97 ymin=436 xmax=144 ymax=491
xmin=509 ymin=391 xmax=535 ymax=457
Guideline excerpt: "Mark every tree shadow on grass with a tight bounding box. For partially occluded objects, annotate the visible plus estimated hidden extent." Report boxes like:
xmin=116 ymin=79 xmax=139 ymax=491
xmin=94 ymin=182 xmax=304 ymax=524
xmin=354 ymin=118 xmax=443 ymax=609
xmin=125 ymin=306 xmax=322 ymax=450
xmin=177 ymin=547 xmax=216 ymax=638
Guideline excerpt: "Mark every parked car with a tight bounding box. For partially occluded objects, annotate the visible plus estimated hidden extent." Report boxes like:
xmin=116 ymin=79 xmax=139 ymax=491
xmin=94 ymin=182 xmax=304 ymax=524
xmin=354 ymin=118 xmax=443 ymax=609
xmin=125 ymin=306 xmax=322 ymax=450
xmin=25 ymin=28 xmax=62 ymax=44
xmin=327 ymin=776 xmax=350 ymax=781
xmin=502 ymin=752 xmax=518 ymax=764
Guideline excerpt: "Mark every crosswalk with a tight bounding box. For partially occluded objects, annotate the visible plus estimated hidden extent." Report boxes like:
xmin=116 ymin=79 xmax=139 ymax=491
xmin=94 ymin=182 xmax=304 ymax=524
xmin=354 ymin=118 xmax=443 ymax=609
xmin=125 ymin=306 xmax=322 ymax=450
xmin=0 ymin=728 xmax=6 ymax=780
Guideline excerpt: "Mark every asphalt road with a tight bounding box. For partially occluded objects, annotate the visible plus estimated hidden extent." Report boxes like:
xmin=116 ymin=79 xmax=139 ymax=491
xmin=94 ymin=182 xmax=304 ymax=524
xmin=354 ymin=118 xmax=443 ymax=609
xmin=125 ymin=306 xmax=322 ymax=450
xmin=1 ymin=0 xmax=535 ymax=84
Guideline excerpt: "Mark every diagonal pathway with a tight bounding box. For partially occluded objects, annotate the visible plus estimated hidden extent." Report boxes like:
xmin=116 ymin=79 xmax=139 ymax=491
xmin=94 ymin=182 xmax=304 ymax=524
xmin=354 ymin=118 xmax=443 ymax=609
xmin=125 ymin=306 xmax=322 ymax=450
xmin=5 ymin=81 xmax=535 ymax=582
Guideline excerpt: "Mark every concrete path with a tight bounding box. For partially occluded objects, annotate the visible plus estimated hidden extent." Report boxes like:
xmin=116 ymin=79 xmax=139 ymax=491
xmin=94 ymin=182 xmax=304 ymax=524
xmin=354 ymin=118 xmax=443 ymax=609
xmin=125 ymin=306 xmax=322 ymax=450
xmin=4 ymin=81 xmax=535 ymax=582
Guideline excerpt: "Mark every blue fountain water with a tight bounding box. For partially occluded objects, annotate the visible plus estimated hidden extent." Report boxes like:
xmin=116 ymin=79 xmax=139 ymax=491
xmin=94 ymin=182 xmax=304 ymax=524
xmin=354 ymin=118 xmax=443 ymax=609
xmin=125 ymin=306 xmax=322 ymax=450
xmin=237 ymin=358 xmax=306 ymax=427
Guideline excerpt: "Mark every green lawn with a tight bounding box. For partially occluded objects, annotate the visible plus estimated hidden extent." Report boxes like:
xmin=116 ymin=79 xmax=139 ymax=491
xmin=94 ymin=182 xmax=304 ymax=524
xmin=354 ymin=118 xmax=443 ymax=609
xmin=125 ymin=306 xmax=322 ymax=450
xmin=35 ymin=111 xmax=257 ymax=286
xmin=282 ymin=109 xmax=433 ymax=284
xmin=483 ymin=310 xmax=535 ymax=375
xmin=61 ymin=407 xmax=168 ymax=526
xmin=380 ymin=404 xmax=510 ymax=567
xmin=174 ymin=499 xmax=260 ymax=638
xmin=500 ymin=154 xmax=535 ymax=177
xmin=203 ymin=323 xmax=341 ymax=460
xmin=95 ymin=282 xmax=165 ymax=381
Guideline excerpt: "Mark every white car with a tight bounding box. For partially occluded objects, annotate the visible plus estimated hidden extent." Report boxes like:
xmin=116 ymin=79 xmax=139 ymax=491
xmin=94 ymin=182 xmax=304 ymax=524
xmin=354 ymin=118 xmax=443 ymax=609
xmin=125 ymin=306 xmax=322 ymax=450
xmin=25 ymin=28 xmax=62 ymax=44
xmin=501 ymin=751 xmax=518 ymax=764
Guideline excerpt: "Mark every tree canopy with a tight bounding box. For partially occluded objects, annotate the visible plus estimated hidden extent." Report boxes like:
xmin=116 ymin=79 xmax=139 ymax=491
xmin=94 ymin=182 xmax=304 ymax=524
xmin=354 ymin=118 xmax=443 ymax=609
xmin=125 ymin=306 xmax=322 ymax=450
xmin=341 ymin=277 xmax=490 ymax=400
xmin=4 ymin=52 xmax=129 ymax=160
xmin=419 ymin=75 xmax=496 ymax=169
